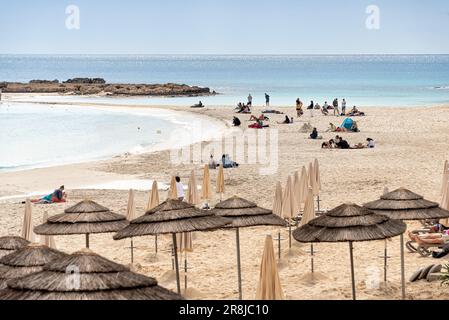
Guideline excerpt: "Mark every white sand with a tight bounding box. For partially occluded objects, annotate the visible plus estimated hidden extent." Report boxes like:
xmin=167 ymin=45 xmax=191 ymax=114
xmin=1 ymin=97 xmax=449 ymax=300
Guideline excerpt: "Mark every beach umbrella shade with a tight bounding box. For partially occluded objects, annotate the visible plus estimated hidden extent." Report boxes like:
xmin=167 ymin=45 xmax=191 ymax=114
xmin=21 ymin=199 xmax=35 ymax=242
xmin=0 ymin=243 xmax=66 ymax=289
xmin=147 ymin=180 xmax=160 ymax=211
xmin=40 ymin=212 xmax=56 ymax=249
xmin=255 ymin=235 xmax=284 ymax=300
xmin=202 ymin=165 xmax=212 ymax=200
xmin=168 ymin=176 xmax=178 ymax=200
xmin=34 ymin=200 xmax=128 ymax=249
xmin=293 ymin=171 xmax=301 ymax=209
xmin=301 ymin=187 xmax=317 ymax=273
xmin=313 ymin=159 xmax=322 ymax=211
xmin=364 ymin=187 xmax=449 ymax=299
xmin=211 ymin=196 xmax=286 ymax=300
xmin=0 ymin=249 xmax=184 ymax=300
xmin=298 ymin=166 xmax=309 ymax=207
xmin=126 ymin=189 xmax=137 ymax=263
xmin=187 ymin=170 xmax=200 ymax=205
xmin=440 ymin=182 xmax=449 ymax=226
xmin=308 ymin=162 xmax=319 ymax=197
xmin=0 ymin=237 xmax=30 ymax=258
xmin=293 ymin=203 xmax=406 ymax=300
xmin=113 ymin=199 xmax=230 ymax=294
xmin=216 ymin=165 xmax=225 ymax=200
xmin=441 ymin=160 xmax=449 ymax=195
xmin=281 ymin=176 xmax=296 ymax=249
xmin=272 ymin=182 xmax=283 ymax=260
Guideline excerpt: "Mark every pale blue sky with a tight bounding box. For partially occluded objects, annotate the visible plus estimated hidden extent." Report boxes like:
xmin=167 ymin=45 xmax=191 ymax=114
xmin=0 ymin=0 xmax=448 ymax=54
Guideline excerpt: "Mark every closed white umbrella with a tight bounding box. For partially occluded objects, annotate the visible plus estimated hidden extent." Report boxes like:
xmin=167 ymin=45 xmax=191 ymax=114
xmin=302 ymin=187 xmax=316 ymax=274
xmin=40 ymin=212 xmax=56 ymax=249
xmin=272 ymin=181 xmax=283 ymax=260
xmin=298 ymin=166 xmax=309 ymax=207
xmin=21 ymin=199 xmax=35 ymax=242
xmin=126 ymin=189 xmax=137 ymax=263
xmin=282 ymin=176 xmax=295 ymax=248
xmin=147 ymin=180 xmax=160 ymax=211
xmin=441 ymin=160 xmax=449 ymax=196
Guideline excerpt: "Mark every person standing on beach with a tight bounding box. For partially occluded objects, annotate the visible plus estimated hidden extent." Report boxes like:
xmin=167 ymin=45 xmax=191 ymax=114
xmin=296 ymin=98 xmax=303 ymax=117
xmin=247 ymin=93 xmax=253 ymax=106
xmin=265 ymin=93 xmax=270 ymax=107
xmin=333 ymin=98 xmax=340 ymax=116
xmin=175 ymin=176 xmax=185 ymax=201
xmin=342 ymin=98 xmax=347 ymax=115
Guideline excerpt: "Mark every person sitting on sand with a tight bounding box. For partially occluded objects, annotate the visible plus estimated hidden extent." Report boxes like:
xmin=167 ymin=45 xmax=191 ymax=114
xmin=321 ymin=139 xmax=335 ymax=149
xmin=278 ymin=115 xmax=291 ymax=124
xmin=409 ymin=230 xmax=449 ymax=245
xmin=31 ymin=185 xmax=66 ymax=204
xmin=233 ymin=116 xmax=241 ymax=127
xmin=309 ymin=128 xmax=322 ymax=140
xmin=307 ymin=101 xmax=314 ymax=110
xmin=324 ymin=101 xmax=331 ymax=110
xmin=314 ymin=102 xmax=321 ymax=110
xmin=296 ymin=98 xmax=304 ymax=117
xmin=209 ymin=155 xmax=219 ymax=169
xmin=326 ymin=123 xmax=337 ymax=132
xmin=367 ymin=138 xmax=375 ymax=148
xmin=191 ymin=101 xmax=204 ymax=108
xmin=321 ymin=105 xmax=329 ymax=116
xmin=335 ymin=136 xmax=350 ymax=149
xmin=222 ymin=154 xmax=239 ymax=168
xmin=349 ymin=106 xmax=365 ymax=116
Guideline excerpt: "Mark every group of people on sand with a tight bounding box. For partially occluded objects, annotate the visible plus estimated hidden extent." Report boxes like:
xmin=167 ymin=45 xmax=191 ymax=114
xmin=208 ymin=154 xmax=239 ymax=169
xmin=236 ymin=93 xmax=272 ymax=114
xmin=296 ymin=97 xmax=365 ymax=118
xmin=321 ymin=136 xmax=375 ymax=149
xmin=28 ymin=185 xmax=66 ymax=204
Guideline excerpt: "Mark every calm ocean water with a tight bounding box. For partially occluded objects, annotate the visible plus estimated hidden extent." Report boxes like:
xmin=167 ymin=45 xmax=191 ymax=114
xmin=1 ymin=54 xmax=449 ymax=106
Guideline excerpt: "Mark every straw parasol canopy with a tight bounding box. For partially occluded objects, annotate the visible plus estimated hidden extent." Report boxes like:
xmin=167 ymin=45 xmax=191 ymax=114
xmin=300 ymin=188 xmax=316 ymax=226
xmin=216 ymin=165 xmax=225 ymax=195
xmin=293 ymin=203 xmax=406 ymax=300
xmin=441 ymin=161 xmax=449 ymax=195
xmin=126 ymin=189 xmax=136 ymax=221
xmin=272 ymin=182 xmax=283 ymax=217
xmin=202 ymin=165 xmax=212 ymax=200
xmin=168 ymin=176 xmax=177 ymax=200
xmin=0 ymin=249 xmax=184 ymax=300
xmin=281 ymin=176 xmax=294 ymax=219
xmin=147 ymin=180 xmax=160 ymax=211
xmin=34 ymin=200 xmax=128 ymax=236
xmin=187 ymin=170 xmax=200 ymax=205
xmin=363 ymin=188 xmax=449 ymax=221
xmin=0 ymin=237 xmax=30 ymax=258
xmin=212 ymin=196 xmax=287 ymax=229
xmin=113 ymin=199 xmax=230 ymax=294
xmin=0 ymin=243 xmax=66 ymax=289
xmin=22 ymin=199 xmax=35 ymax=242
xmin=255 ymin=235 xmax=284 ymax=300
xmin=40 ymin=212 xmax=56 ymax=249
xmin=293 ymin=203 xmax=406 ymax=243
xmin=314 ymin=158 xmax=322 ymax=193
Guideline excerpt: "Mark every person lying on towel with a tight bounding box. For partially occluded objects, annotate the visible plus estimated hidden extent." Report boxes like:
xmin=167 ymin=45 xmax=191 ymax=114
xmin=31 ymin=185 xmax=66 ymax=204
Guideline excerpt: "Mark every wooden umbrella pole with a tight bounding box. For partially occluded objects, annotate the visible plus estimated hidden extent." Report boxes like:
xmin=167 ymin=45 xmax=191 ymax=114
xmin=288 ymin=220 xmax=292 ymax=249
xmin=155 ymin=235 xmax=158 ymax=254
xmin=277 ymin=231 xmax=281 ymax=261
xmin=317 ymin=195 xmax=321 ymax=212
xmin=384 ymin=239 xmax=388 ymax=282
xmin=85 ymin=234 xmax=90 ymax=249
xmin=311 ymin=243 xmax=314 ymax=273
xmin=130 ymin=238 xmax=134 ymax=264
xmin=400 ymin=234 xmax=406 ymax=300
xmin=236 ymin=228 xmax=242 ymax=300
xmin=184 ymin=254 xmax=188 ymax=290
xmin=349 ymin=241 xmax=356 ymax=300
xmin=172 ymin=233 xmax=181 ymax=294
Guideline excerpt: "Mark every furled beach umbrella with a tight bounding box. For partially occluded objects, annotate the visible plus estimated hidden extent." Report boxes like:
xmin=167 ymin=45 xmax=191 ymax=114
xmin=364 ymin=187 xmax=449 ymax=299
xmin=0 ymin=249 xmax=184 ymax=300
xmin=187 ymin=170 xmax=200 ymax=205
xmin=255 ymin=235 xmax=284 ymax=300
xmin=272 ymin=182 xmax=283 ymax=260
xmin=202 ymin=165 xmax=212 ymax=200
xmin=40 ymin=212 xmax=56 ymax=249
xmin=34 ymin=200 xmax=128 ymax=249
xmin=441 ymin=160 xmax=449 ymax=195
xmin=281 ymin=176 xmax=296 ymax=249
xmin=168 ymin=176 xmax=178 ymax=200
xmin=293 ymin=203 xmax=406 ymax=300
xmin=211 ymin=196 xmax=286 ymax=300
xmin=308 ymin=162 xmax=318 ymax=197
xmin=299 ymin=166 xmax=309 ymax=207
xmin=21 ymin=199 xmax=35 ymax=242
xmin=126 ymin=189 xmax=137 ymax=264
xmin=313 ymin=159 xmax=322 ymax=211
xmin=0 ymin=237 xmax=29 ymax=258
xmin=440 ymin=182 xmax=449 ymax=226
xmin=301 ymin=188 xmax=316 ymax=274
xmin=216 ymin=165 xmax=225 ymax=200
xmin=293 ymin=171 xmax=301 ymax=208
xmin=113 ymin=199 xmax=230 ymax=294
xmin=147 ymin=180 xmax=160 ymax=211
xmin=0 ymin=243 xmax=66 ymax=289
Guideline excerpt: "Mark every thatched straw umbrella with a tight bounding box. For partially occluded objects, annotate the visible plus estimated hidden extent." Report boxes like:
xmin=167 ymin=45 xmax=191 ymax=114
xmin=22 ymin=199 xmax=35 ymax=242
xmin=34 ymin=200 xmax=128 ymax=249
xmin=211 ymin=196 xmax=286 ymax=300
xmin=0 ymin=243 xmax=66 ymax=289
xmin=441 ymin=160 xmax=449 ymax=196
xmin=0 ymin=237 xmax=29 ymax=258
xmin=272 ymin=182 xmax=283 ymax=260
xmin=301 ymin=187 xmax=316 ymax=274
xmin=113 ymin=199 xmax=230 ymax=294
xmin=364 ymin=187 xmax=449 ymax=299
xmin=216 ymin=165 xmax=225 ymax=201
xmin=0 ymin=249 xmax=184 ymax=300
xmin=255 ymin=235 xmax=284 ymax=300
xmin=202 ymin=165 xmax=212 ymax=201
xmin=293 ymin=203 xmax=406 ymax=300
xmin=40 ymin=212 xmax=56 ymax=249
xmin=168 ymin=176 xmax=177 ymax=200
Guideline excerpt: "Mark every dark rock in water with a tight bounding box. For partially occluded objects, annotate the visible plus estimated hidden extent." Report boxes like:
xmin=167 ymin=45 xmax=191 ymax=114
xmin=29 ymin=79 xmax=59 ymax=84
xmin=63 ymin=78 xmax=106 ymax=84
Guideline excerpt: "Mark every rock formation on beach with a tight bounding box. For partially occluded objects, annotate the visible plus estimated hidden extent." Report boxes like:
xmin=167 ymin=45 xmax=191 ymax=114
xmin=0 ymin=78 xmax=215 ymax=97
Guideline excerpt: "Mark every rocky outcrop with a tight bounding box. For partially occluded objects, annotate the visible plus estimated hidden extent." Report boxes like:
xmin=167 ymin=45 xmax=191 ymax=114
xmin=0 ymin=79 xmax=215 ymax=97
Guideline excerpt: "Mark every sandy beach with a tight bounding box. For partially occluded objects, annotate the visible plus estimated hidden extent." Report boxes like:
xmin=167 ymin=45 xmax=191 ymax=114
xmin=1 ymin=95 xmax=449 ymax=300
